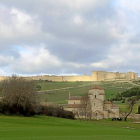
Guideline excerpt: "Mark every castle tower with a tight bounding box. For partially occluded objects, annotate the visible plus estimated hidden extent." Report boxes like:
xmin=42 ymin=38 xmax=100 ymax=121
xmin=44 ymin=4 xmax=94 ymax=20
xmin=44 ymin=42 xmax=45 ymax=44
xmin=91 ymin=71 xmax=98 ymax=81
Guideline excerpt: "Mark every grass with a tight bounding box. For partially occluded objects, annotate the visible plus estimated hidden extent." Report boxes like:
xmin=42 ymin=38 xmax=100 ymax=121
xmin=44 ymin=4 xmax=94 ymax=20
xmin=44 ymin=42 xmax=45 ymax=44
xmin=38 ymin=81 xmax=90 ymax=90
xmin=37 ymin=81 xmax=140 ymax=112
xmin=1 ymin=80 xmax=139 ymax=112
xmin=38 ymin=81 xmax=126 ymax=102
xmin=0 ymin=115 xmax=140 ymax=140
xmin=113 ymin=100 xmax=140 ymax=113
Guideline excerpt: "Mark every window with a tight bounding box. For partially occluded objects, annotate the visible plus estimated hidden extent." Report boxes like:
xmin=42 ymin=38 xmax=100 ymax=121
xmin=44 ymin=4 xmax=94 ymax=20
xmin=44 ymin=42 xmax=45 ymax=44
xmin=94 ymin=103 xmax=95 ymax=106
xmin=74 ymin=102 xmax=75 ymax=104
xmin=95 ymin=95 xmax=96 ymax=98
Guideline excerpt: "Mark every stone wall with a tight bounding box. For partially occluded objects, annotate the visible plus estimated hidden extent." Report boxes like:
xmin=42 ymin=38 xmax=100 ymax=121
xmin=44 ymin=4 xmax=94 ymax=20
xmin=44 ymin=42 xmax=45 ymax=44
xmin=0 ymin=71 xmax=139 ymax=82
xmin=120 ymin=113 xmax=140 ymax=119
xmin=0 ymin=76 xmax=5 ymax=81
xmin=27 ymin=75 xmax=63 ymax=81
xmin=91 ymin=71 xmax=98 ymax=81
xmin=106 ymin=72 xmax=117 ymax=80
xmin=97 ymin=71 xmax=106 ymax=81
xmin=62 ymin=75 xmax=91 ymax=81
xmin=134 ymin=73 xmax=138 ymax=80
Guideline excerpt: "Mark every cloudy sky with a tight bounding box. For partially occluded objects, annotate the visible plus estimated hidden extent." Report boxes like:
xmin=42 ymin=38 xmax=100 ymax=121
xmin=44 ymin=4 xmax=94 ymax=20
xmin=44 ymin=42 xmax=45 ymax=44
xmin=0 ymin=0 xmax=140 ymax=76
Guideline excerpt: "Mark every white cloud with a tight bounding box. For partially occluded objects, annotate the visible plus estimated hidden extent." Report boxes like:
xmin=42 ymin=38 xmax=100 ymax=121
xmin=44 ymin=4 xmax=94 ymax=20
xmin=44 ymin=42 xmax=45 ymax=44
xmin=10 ymin=45 xmax=62 ymax=74
xmin=74 ymin=16 xmax=83 ymax=25
xmin=0 ymin=0 xmax=140 ymax=75
xmin=0 ymin=55 xmax=14 ymax=66
xmin=60 ymin=0 xmax=107 ymax=10
xmin=0 ymin=69 xmax=6 ymax=76
xmin=0 ymin=7 xmax=42 ymax=41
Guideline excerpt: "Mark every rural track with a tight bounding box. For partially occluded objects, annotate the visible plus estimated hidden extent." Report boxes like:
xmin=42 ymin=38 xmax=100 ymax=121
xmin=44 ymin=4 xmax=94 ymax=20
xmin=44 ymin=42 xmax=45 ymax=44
xmin=38 ymin=83 xmax=92 ymax=93
xmin=38 ymin=80 xmax=139 ymax=94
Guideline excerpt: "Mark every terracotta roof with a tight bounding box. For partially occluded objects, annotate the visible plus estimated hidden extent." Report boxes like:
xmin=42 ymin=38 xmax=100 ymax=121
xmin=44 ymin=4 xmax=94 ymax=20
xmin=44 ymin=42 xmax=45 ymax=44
xmin=89 ymin=85 xmax=105 ymax=90
xmin=111 ymin=104 xmax=119 ymax=108
xmin=66 ymin=104 xmax=84 ymax=108
xmin=68 ymin=96 xmax=82 ymax=100
xmin=88 ymin=93 xmax=92 ymax=95
xmin=99 ymin=93 xmax=105 ymax=95
xmin=104 ymin=101 xmax=112 ymax=104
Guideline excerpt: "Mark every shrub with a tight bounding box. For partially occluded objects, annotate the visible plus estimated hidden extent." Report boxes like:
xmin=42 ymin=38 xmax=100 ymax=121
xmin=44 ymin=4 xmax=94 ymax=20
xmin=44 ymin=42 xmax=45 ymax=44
xmin=122 ymin=98 xmax=125 ymax=103
xmin=36 ymin=85 xmax=42 ymax=91
xmin=36 ymin=104 xmax=74 ymax=119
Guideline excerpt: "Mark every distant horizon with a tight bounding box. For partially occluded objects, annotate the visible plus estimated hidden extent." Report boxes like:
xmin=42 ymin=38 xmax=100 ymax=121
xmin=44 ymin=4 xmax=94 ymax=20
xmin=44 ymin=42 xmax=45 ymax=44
xmin=1 ymin=70 xmax=139 ymax=77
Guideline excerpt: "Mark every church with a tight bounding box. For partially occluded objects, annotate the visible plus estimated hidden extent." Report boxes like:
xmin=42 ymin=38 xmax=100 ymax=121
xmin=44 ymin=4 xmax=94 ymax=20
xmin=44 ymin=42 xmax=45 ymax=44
xmin=66 ymin=85 xmax=120 ymax=119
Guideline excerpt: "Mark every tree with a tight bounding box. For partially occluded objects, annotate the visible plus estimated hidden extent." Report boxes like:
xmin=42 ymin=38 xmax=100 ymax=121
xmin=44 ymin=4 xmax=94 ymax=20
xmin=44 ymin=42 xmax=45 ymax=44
xmin=122 ymin=98 xmax=125 ymax=103
xmin=138 ymin=105 xmax=140 ymax=114
xmin=1 ymin=75 xmax=37 ymax=116
xmin=36 ymin=85 xmax=42 ymax=91
xmin=81 ymin=93 xmax=92 ymax=119
xmin=124 ymin=97 xmax=136 ymax=121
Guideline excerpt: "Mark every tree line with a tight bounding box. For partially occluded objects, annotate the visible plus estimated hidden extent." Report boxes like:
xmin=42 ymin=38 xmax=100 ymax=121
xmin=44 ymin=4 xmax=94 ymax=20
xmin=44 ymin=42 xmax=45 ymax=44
xmin=0 ymin=75 xmax=74 ymax=119
xmin=109 ymin=87 xmax=140 ymax=120
xmin=110 ymin=87 xmax=140 ymax=102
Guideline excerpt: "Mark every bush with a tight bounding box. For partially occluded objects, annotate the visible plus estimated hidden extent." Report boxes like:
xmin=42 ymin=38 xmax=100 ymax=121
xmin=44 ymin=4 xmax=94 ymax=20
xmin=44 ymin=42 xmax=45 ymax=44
xmin=36 ymin=85 xmax=42 ymax=91
xmin=122 ymin=98 xmax=125 ymax=103
xmin=36 ymin=104 xmax=75 ymax=119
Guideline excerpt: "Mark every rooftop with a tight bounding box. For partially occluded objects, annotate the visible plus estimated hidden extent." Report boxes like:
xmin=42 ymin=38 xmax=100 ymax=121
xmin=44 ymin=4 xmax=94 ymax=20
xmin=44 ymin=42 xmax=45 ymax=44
xmin=104 ymin=101 xmax=112 ymax=104
xmin=89 ymin=85 xmax=105 ymax=90
xmin=68 ymin=96 xmax=83 ymax=100
xmin=111 ymin=104 xmax=119 ymax=108
xmin=66 ymin=104 xmax=84 ymax=108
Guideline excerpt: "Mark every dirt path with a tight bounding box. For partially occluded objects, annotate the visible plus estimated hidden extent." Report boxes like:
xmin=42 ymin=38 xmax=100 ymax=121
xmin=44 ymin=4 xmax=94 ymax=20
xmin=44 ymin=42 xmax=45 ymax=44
xmin=38 ymin=83 xmax=92 ymax=93
xmin=38 ymin=86 xmax=74 ymax=93
xmin=38 ymin=80 xmax=139 ymax=94
xmin=114 ymin=80 xmax=139 ymax=86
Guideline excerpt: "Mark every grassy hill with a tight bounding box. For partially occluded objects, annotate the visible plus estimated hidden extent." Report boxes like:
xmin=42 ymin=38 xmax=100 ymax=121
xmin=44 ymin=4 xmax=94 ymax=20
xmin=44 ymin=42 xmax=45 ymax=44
xmin=0 ymin=115 xmax=140 ymax=140
xmin=37 ymin=80 xmax=140 ymax=113
xmin=0 ymin=80 xmax=139 ymax=113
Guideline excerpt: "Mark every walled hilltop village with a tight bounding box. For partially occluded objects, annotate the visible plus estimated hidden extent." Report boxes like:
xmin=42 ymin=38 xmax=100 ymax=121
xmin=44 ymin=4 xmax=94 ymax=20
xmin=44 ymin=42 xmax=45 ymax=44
xmin=0 ymin=71 xmax=139 ymax=81
xmin=25 ymin=71 xmax=138 ymax=81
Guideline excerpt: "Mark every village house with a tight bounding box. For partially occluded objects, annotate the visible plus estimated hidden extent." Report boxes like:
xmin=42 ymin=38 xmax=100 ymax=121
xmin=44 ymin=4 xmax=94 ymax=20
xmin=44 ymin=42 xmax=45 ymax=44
xmin=65 ymin=86 xmax=120 ymax=119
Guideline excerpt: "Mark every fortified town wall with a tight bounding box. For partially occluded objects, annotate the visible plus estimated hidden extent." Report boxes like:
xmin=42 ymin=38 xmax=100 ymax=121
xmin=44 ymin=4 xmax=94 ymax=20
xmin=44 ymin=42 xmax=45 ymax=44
xmin=27 ymin=71 xmax=139 ymax=81
xmin=0 ymin=71 xmax=139 ymax=82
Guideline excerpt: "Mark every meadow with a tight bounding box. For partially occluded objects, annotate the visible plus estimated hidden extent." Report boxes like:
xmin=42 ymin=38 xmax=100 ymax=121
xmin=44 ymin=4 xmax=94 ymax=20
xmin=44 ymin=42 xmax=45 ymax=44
xmin=0 ymin=115 xmax=140 ymax=140
xmin=37 ymin=80 xmax=140 ymax=113
xmin=0 ymin=80 xmax=139 ymax=113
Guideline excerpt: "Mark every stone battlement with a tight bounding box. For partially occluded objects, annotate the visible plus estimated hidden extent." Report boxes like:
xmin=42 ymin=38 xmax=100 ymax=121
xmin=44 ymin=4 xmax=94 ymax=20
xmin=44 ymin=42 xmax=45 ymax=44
xmin=0 ymin=71 xmax=139 ymax=82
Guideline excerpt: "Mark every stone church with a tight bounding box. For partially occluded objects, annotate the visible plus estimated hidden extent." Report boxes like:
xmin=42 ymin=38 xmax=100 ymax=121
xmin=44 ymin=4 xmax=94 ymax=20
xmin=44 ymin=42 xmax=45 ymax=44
xmin=66 ymin=86 xmax=120 ymax=119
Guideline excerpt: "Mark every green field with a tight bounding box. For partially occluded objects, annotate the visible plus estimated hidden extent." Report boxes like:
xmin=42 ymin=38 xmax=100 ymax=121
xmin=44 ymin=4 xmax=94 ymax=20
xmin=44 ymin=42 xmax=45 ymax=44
xmin=0 ymin=80 xmax=140 ymax=113
xmin=0 ymin=115 xmax=140 ymax=140
xmin=38 ymin=81 xmax=126 ymax=103
xmin=37 ymin=81 xmax=140 ymax=112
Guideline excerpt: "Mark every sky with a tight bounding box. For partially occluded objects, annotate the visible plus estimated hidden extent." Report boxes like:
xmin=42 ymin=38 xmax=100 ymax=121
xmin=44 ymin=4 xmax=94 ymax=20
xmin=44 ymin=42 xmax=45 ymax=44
xmin=0 ymin=0 xmax=140 ymax=76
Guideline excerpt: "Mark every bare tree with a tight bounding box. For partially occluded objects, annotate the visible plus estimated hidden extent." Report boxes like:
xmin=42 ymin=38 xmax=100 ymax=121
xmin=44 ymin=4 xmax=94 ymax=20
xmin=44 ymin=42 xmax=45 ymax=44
xmin=124 ymin=97 xmax=136 ymax=121
xmin=1 ymin=75 xmax=37 ymax=116
xmin=73 ymin=107 xmax=81 ymax=120
xmin=81 ymin=93 xmax=92 ymax=119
